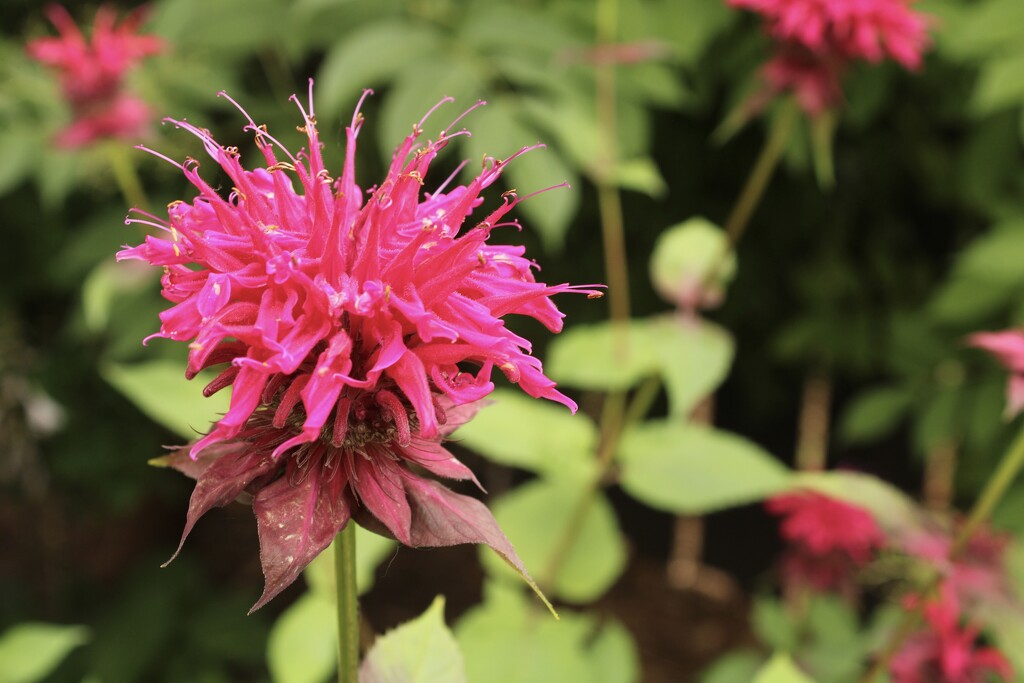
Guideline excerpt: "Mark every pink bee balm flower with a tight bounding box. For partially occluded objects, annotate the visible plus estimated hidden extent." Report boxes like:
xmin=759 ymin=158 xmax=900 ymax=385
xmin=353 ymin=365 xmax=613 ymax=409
xmin=767 ymin=491 xmax=885 ymax=589
xmin=902 ymin=522 xmax=1012 ymax=606
xmin=890 ymin=585 xmax=1012 ymax=683
xmin=728 ymin=0 xmax=930 ymax=116
xmin=27 ymin=4 xmax=162 ymax=147
xmin=970 ymin=330 xmax=1024 ymax=418
xmin=119 ymin=84 xmax=600 ymax=610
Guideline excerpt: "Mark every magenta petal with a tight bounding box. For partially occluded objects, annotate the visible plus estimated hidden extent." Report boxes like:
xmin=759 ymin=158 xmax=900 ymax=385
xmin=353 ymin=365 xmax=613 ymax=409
xmin=250 ymin=468 xmax=351 ymax=612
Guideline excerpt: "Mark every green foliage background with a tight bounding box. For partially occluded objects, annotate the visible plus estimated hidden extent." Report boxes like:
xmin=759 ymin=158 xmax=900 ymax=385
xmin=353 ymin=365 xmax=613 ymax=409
xmin=3 ymin=0 xmax=1024 ymax=681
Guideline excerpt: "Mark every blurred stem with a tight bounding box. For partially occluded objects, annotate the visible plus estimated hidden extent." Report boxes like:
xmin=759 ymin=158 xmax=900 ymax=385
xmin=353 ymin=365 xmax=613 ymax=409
xmin=335 ymin=523 xmax=359 ymax=683
xmin=595 ymin=0 xmax=630 ymax=325
xmin=795 ymin=368 xmax=831 ymax=471
xmin=859 ymin=422 xmax=1024 ymax=682
xmin=105 ymin=142 xmax=148 ymax=211
xmin=923 ymin=441 xmax=958 ymax=511
xmin=723 ymin=101 xmax=798 ymax=247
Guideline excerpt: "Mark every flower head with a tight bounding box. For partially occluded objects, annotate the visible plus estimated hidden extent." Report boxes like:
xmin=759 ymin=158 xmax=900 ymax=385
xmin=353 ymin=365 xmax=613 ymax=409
xmin=27 ymin=4 xmax=162 ymax=147
xmin=728 ymin=0 xmax=931 ymax=116
xmin=902 ymin=522 xmax=1012 ymax=605
xmin=890 ymin=585 xmax=1012 ymax=683
xmin=119 ymin=84 xmax=599 ymax=610
xmin=767 ymin=491 xmax=885 ymax=589
xmin=970 ymin=330 xmax=1024 ymax=418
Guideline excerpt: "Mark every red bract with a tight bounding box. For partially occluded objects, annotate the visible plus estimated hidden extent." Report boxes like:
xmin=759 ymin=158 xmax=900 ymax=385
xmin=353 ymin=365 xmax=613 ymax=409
xmin=119 ymin=85 xmax=600 ymax=610
xmin=970 ymin=330 xmax=1024 ymax=418
xmin=27 ymin=4 xmax=161 ymax=147
xmin=767 ymin=491 xmax=884 ymax=589
xmin=890 ymin=585 xmax=1012 ymax=683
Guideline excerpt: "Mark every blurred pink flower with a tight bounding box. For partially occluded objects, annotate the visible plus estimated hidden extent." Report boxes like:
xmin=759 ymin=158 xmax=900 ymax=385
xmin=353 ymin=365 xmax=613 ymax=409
xmin=119 ymin=85 xmax=600 ymax=610
xmin=767 ymin=491 xmax=885 ymax=589
xmin=890 ymin=585 xmax=1012 ymax=683
xmin=729 ymin=0 xmax=931 ymax=116
xmin=27 ymin=4 xmax=161 ymax=147
xmin=970 ymin=330 xmax=1024 ymax=418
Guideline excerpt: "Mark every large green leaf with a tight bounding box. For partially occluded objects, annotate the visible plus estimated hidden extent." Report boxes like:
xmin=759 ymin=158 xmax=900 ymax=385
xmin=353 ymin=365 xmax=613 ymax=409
xmin=316 ymin=21 xmax=442 ymax=123
xmin=456 ymin=583 xmax=638 ymax=683
xmin=450 ymin=388 xmax=597 ymax=482
xmin=753 ymin=653 xmax=816 ymax=683
xmin=0 ymin=623 xmax=88 ymax=683
xmin=650 ymin=317 xmax=734 ymax=417
xmin=360 ymin=597 xmax=465 ymax=683
xmin=618 ymin=422 xmax=790 ymax=514
xmin=267 ymin=594 xmax=335 ymax=683
xmin=103 ymin=360 xmax=230 ymax=440
xmin=972 ymin=49 xmax=1024 ymax=117
xmin=838 ymin=385 xmax=912 ymax=445
xmin=481 ymin=480 xmax=626 ymax=603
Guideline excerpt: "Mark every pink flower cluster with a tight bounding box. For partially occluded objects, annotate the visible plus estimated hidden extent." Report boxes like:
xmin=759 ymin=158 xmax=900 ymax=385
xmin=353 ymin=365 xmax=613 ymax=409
xmin=728 ymin=0 xmax=931 ymax=115
xmin=119 ymin=85 xmax=599 ymax=609
xmin=767 ymin=491 xmax=885 ymax=590
xmin=890 ymin=586 xmax=1012 ymax=683
xmin=27 ymin=5 xmax=161 ymax=147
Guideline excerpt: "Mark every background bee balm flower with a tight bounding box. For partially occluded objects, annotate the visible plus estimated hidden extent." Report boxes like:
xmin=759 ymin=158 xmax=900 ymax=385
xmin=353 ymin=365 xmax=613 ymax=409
xmin=119 ymin=83 xmax=601 ymax=611
xmin=27 ymin=4 xmax=162 ymax=147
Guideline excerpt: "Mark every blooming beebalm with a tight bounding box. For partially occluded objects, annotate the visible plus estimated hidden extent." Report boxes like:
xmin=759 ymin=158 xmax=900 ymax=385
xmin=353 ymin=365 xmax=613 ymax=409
xmin=120 ymin=84 xmax=599 ymax=610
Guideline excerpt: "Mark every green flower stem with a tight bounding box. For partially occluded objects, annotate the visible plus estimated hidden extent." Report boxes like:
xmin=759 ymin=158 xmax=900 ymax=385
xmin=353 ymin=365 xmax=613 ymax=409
xmin=105 ymin=142 xmax=149 ymax=212
xmin=859 ymin=421 xmax=1024 ymax=683
xmin=335 ymin=523 xmax=359 ymax=683
xmin=794 ymin=368 xmax=831 ymax=472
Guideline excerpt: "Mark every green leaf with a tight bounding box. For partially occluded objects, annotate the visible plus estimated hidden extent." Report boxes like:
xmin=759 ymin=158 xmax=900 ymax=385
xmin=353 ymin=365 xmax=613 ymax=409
xmin=103 ymin=360 xmax=230 ymax=439
xmin=456 ymin=583 xmax=638 ymax=683
xmin=618 ymin=422 xmax=790 ymax=514
xmin=481 ymin=480 xmax=626 ymax=603
xmin=972 ymin=49 xmax=1024 ymax=117
xmin=751 ymin=598 xmax=798 ymax=652
xmin=461 ymin=98 xmax=580 ymax=253
xmin=316 ymin=21 xmax=442 ymax=123
xmin=800 ymin=596 xmax=864 ymax=683
xmin=614 ymin=157 xmax=667 ymax=197
xmin=304 ymin=525 xmax=396 ymax=597
xmin=450 ymin=389 xmax=597 ymax=481
xmin=649 ymin=317 xmax=734 ymax=417
xmin=753 ymin=653 xmax=816 ymax=683
xmin=649 ymin=218 xmax=734 ymax=307
xmin=796 ymin=471 xmax=926 ymax=541
xmin=0 ymin=623 xmax=88 ymax=683
xmin=838 ymin=386 xmax=912 ymax=445
xmin=360 ymin=596 xmax=465 ymax=683
xmin=267 ymin=594 xmax=336 ymax=683
xmin=699 ymin=652 xmax=764 ymax=683
xmin=0 ymin=125 xmax=37 ymax=195
xmin=548 ymin=320 xmax=661 ymax=392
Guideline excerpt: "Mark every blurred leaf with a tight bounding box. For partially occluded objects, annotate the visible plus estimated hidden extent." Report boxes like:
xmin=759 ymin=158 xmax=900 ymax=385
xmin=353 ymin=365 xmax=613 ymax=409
xmin=0 ymin=623 xmax=88 ymax=683
xmin=481 ymin=480 xmax=626 ymax=603
xmin=651 ymin=317 xmax=734 ymax=418
xmin=618 ymin=421 xmax=790 ymax=514
xmin=153 ymin=0 xmax=289 ymax=53
xmin=753 ymin=653 xmax=816 ymax=683
xmin=267 ymin=594 xmax=335 ymax=683
xmin=838 ymin=385 xmax=912 ymax=445
xmin=931 ymin=0 xmax=1024 ymax=61
xmin=378 ymin=57 xmax=485 ymax=159
xmin=360 ymin=597 xmax=465 ymax=683
xmin=81 ymin=260 xmax=157 ymax=334
xmin=699 ymin=652 xmax=764 ymax=683
xmin=304 ymin=525 xmax=396 ymax=597
xmin=452 ymin=389 xmax=597 ymax=481
xmin=186 ymin=591 xmax=270 ymax=666
xmin=0 ymin=125 xmax=36 ymax=195
xmin=801 ymin=596 xmax=863 ymax=683
xmin=103 ymin=360 xmax=230 ymax=439
xmin=459 ymin=2 xmax=585 ymax=55
xmin=316 ymin=21 xmax=442 ymax=123
xmin=548 ymin=320 xmax=661 ymax=392
xmin=456 ymin=582 xmax=638 ymax=683
xmin=751 ymin=598 xmax=797 ymax=652
xmin=972 ymin=49 xmax=1024 ymax=117
xmin=614 ymin=157 xmax=667 ymax=197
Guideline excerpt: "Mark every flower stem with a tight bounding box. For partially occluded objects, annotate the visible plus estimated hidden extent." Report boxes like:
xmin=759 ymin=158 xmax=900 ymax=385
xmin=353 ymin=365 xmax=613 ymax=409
xmin=794 ymin=368 xmax=831 ymax=471
xmin=859 ymin=421 xmax=1024 ymax=682
xmin=105 ymin=141 xmax=149 ymax=212
xmin=335 ymin=523 xmax=359 ymax=683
